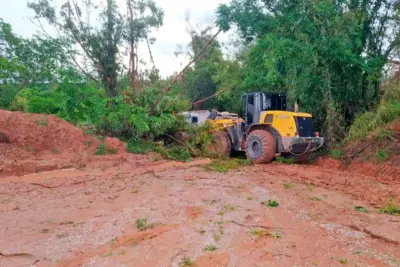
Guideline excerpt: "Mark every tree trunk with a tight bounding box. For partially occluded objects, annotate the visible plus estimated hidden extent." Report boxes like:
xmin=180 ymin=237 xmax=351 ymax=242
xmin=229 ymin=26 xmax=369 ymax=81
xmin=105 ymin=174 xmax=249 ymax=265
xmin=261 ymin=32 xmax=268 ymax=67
xmin=104 ymin=0 xmax=118 ymax=97
xmin=130 ymin=44 xmax=135 ymax=89
xmin=127 ymin=0 xmax=136 ymax=89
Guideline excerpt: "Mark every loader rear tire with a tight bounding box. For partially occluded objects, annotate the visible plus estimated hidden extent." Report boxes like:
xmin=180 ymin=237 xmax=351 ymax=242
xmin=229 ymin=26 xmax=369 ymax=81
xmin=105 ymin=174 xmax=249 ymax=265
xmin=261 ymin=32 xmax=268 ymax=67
xmin=208 ymin=131 xmax=232 ymax=157
xmin=246 ymin=130 xmax=276 ymax=164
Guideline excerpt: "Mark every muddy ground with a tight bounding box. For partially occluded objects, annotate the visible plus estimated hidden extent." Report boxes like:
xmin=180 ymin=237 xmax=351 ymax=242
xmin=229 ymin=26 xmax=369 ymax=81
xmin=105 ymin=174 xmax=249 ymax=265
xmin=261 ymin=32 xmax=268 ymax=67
xmin=1 ymin=159 xmax=399 ymax=267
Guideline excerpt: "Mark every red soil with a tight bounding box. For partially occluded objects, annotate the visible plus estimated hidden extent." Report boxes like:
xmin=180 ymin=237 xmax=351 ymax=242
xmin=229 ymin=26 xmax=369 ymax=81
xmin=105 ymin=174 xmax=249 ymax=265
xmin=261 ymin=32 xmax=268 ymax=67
xmin=0 ymin=110 xmax=151 ymax=177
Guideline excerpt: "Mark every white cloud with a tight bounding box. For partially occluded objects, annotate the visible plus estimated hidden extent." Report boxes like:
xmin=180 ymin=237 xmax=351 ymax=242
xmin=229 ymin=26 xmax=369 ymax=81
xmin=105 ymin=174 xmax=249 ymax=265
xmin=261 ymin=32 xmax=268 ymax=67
xmin=0 ymin=0 xmax=231 ymax=76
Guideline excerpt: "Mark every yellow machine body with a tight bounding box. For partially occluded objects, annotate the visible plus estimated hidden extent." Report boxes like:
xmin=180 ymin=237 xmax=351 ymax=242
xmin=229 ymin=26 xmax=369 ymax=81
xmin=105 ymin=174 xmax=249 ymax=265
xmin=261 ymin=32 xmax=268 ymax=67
xmin=260 ymin=111 xmax=312 ymax=137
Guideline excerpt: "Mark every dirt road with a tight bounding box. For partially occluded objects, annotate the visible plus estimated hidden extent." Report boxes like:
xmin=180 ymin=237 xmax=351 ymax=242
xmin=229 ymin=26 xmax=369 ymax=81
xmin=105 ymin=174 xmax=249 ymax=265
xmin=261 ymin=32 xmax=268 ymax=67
xmin=0 ymin=160 xmax=399 ymax=267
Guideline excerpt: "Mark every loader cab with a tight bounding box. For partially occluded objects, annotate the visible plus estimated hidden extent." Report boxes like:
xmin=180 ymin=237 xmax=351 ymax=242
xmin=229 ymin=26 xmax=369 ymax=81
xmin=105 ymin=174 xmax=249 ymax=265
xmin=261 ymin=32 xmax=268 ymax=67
xmin=242 ymin=92 xmax=287 ymax=126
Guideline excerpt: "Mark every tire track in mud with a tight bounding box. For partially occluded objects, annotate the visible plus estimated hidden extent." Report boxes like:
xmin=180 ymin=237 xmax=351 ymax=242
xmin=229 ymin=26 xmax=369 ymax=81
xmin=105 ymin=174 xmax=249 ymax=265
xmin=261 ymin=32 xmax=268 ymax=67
xmin=56 ymin=225 xmax=177 ymax=267
xmin=254 ymin=163 xmax=400 ymax=206
xmin=0 ymin=159 xmax=212 ymax=185
xmin=1 ymin=159 xmax=400 ymax=267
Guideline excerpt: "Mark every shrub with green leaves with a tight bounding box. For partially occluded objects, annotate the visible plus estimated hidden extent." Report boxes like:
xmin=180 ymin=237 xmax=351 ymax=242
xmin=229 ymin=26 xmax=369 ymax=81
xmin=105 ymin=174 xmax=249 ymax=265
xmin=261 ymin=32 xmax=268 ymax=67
xmin=261 ymin=200 xmax=279 ymax=207
xmin=380 ymin=199 xmax=400 ymax=216
xmin=95 ymin=143 xmax=117 ymax=155
xmin=346 ymin=85 xmax=400 ymax=142
xmin=11 ymin=82 xmax=106 ymax=125
xmin=100 ymin=94 xmax=187 ymax=141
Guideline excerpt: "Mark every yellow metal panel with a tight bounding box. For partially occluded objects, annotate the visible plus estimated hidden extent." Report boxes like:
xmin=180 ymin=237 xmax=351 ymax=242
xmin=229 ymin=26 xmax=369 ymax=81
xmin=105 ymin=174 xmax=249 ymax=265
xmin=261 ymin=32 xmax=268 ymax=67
xmin=209 ymin=118 xmax=243 ymax=131
xmin=259 ymin=111 xmax=312 ymax=137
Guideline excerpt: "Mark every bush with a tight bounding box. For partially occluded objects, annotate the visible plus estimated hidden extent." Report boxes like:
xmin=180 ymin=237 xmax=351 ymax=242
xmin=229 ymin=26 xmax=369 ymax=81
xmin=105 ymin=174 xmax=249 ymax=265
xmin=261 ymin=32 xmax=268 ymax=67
xmin=346 ymin=83 xmax=400 ymax=142
xmin=126 ymin=140 xmax=156 ymax=154
xmin=380 ymin=199 xmax=400 ymax=216
xmin=154 ymin=146 xmax=192 ymax=161
xmin=11 ymin=83 xmax=106 ymax=125
xmin=329 ymin=149 xmax=343 ymax=159
xmin=100 ymin=94 xmax=187 ymax=141
xmin=0 ymin=84 xmax=19 ymax=109
xmin=95 ymin=143 xmax=117 ymax=155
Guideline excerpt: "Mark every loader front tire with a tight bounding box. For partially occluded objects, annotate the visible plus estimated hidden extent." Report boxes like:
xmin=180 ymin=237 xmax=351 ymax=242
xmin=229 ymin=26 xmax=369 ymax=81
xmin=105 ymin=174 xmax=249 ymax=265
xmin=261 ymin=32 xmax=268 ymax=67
xmin=208 ymin=131 xmax=232 ymax=157
xmin=246 ymin=130 xmax=276 ymax=164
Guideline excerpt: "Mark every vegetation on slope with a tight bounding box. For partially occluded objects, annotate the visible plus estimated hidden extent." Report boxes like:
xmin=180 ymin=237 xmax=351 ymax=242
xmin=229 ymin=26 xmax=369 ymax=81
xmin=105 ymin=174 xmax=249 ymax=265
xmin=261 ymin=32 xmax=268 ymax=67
xmin=0 ymin=0 xmax=399 ymax=161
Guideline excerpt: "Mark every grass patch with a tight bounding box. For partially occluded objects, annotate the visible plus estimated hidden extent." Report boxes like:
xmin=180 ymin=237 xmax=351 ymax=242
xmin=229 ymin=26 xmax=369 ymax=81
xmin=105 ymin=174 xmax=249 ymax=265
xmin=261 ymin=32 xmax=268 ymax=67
xmin=204 ymin=244 xmax=217 ymax=252
xmin=206 ymin=159 xmax=252 ymax=173
xmin=126 ymin=140 xmax=192 ymax=161
xmin=95 ymin=143 xmax=105 ymax=155
xmin=261 ymin=200 xmax=279 ymax=207
xmin=101 ymin=251 xmax=113 ymax=258
xmin=346 ymin=93 xmax=400 ymax=142
xmin=130 ymin=187 xmax=138 ymax=194
xmin=329 ymin=149 xmax=343 ymax=159
xmin=283 ymin=183 xmax=293 ymax=189
xmin=95 ymin=143 xmax=117 ymax=155
xmin=155 ymin=146 xmax=192 ymax=162
xmin=84 ymin=140 xmax=93 ymax=147
xmin=217 ymin=204 xmax=235 ymax=216
xmin=354 ymin=206 xmax=368 ymax=213
xmin=275 ymin=156 xmax=295 ymax=164
xmin=380 ymin=199 xmax=400 ymax=215
xmin=199 ymin=228 xmax=206 ymax=235
xmin=338 ymin=258 xmax=348 ymax=264
xmin=40 ymin=228 xmax=50 ymax=233
xmin=309 ymin=196 xmax=322 ymax=201
xmin=96 ymin=135 xmax=105 ymax=141
xmin=136 ymin=218 xmax=156 ymax=231
xmin=126 ymin=141 xmax=155 ymax=154
xmin=216 ymin=220 xmax=224 ymax=234
xmin=376 ymin=149 xmax=391 ymax=163
xmin=249 ymin=229 xmax=281 ymax=239
xmin=373 ymin=128 xmax=395 ymax=141
xmin=35 ymin=117 xmax=48 ymax=127
xmin=180 ymin=257 xmax=193 ymax=266
xmin=213 ymin=232 xmax=221 ymax=241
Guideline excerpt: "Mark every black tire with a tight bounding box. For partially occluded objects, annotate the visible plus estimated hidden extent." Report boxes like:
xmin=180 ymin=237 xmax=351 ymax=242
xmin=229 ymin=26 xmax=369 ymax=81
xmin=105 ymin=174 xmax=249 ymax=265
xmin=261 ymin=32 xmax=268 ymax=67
xmin=246 ymin=130 xmax=276 ymax=164
xmin=208 ymin=131 xmax=232 ymax=156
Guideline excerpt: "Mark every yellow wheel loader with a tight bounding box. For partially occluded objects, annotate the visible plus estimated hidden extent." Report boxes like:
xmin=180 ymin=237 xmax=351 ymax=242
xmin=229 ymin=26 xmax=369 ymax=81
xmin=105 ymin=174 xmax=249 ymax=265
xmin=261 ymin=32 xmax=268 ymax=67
xmin=208 ymin=92 xmax=324 ymax=163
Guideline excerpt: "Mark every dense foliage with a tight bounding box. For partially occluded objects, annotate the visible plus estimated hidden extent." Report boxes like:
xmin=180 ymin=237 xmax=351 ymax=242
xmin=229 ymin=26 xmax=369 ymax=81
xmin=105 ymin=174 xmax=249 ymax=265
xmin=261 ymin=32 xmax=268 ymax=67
xmin=216 ymin=0 xmax=400 ymax=144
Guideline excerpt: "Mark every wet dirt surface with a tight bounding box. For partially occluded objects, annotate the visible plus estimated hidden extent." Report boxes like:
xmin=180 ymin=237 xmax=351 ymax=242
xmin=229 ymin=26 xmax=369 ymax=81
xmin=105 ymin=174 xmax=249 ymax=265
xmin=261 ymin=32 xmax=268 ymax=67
xmin=1 ymin=160 xmax=400 ymax=267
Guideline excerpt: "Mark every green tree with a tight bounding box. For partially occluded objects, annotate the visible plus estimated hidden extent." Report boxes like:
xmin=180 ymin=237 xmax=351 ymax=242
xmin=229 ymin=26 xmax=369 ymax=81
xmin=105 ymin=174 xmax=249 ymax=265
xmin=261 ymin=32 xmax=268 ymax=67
xmin=28 ymin=0 xmax=124 ymax=96
xmin=125 ymin=0 xmax=164 ymax=88
xmin=176 ymin=18 xmax=226 ymax=110
xmin=217 ymin=0 xmax=400 ymax=145
xmin=0 ymin=20 xmax=71 ymax=108
xmin=28 ymin=0 xmax=163 ymax=96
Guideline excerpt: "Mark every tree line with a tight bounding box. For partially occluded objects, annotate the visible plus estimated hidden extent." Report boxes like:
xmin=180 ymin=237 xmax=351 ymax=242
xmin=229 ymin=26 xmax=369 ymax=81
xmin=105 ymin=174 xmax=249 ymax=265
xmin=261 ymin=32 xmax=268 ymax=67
xmin=1 ymin=0 xmax=399 ymax=147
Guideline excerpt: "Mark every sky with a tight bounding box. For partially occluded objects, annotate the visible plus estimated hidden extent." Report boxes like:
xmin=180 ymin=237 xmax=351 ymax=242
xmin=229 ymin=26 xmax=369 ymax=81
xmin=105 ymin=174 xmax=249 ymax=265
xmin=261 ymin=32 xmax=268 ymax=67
xmin=0 ymin=0 xmax=231 ymax=77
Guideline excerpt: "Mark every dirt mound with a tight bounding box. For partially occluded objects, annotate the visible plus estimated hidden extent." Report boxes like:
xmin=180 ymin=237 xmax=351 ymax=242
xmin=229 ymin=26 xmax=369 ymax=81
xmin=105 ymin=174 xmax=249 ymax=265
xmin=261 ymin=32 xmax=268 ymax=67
xmin=316 ymin=118 xmax=400 ymax=181
xmin=386 ymin=118 xmax=400 ymax=137
xmin=0 ymin=110 xmax=148 ymax=177
xmin=0 ymin=110 xmax=91 ymax=153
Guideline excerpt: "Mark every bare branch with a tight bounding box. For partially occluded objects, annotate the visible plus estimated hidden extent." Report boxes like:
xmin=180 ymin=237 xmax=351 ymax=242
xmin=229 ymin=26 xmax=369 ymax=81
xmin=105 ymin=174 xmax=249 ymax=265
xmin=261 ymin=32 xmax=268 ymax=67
xmin=145 ymin=35 xmax=156 ymax=69
xmin=153 ymin=28 xmax=222 ymax=107
xmin=32 ymin=17 xmax=99 ymax=83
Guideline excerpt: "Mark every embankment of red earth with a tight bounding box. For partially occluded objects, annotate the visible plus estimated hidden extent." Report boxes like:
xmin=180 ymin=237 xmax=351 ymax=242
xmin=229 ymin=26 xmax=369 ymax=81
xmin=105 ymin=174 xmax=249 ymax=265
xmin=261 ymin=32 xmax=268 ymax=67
xmin=318 ymin=117 xmax=399 ymax=180
xmin=306 ymin=118 xmax=400 ymax=205
xmin=0 ymin=110 xmax=154 ymax=177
